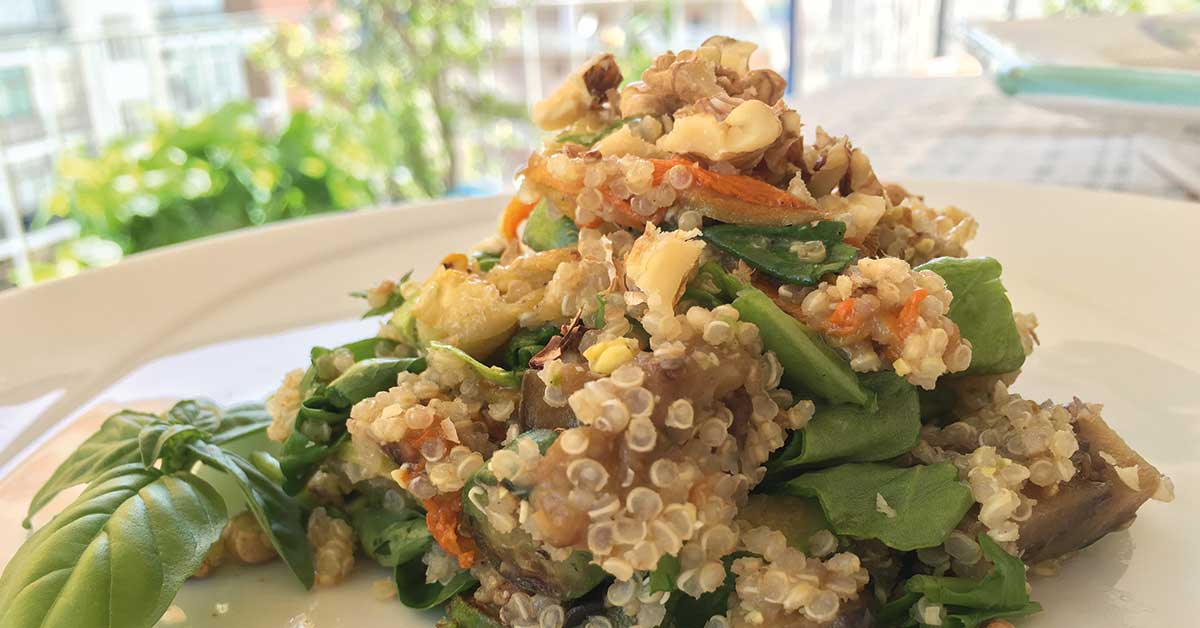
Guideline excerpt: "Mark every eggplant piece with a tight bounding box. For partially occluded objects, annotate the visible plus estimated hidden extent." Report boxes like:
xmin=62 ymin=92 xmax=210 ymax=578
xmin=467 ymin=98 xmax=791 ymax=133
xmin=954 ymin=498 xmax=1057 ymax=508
xmin=1015 ymin=408 xmax=1167 ymax=564
xmin=517 ymin=364 xmax=593 ymax=431
xmin=439 ymin=595 xmax=504 ymax=628
xmin=461 ymin=430 xmax=606 ymax=600
xmin=738 ymin=494 xmax=831 ymax=548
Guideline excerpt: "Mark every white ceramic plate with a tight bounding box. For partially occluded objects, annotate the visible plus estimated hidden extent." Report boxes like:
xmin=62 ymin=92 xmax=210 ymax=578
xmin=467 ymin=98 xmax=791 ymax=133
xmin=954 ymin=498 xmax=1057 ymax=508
xmin=1 ymin=183 xmax=1196 ymax=627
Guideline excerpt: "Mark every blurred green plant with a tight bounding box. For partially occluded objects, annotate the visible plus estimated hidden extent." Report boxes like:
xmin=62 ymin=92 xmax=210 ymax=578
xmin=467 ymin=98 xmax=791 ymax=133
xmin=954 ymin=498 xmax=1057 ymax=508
xmin=253 ymin=0 xmax=524 ymax=198
xmin=42 ymin=103 xmax=386 ymax=256
xmin=1042 ymin=0 xmax=1200 ymax=13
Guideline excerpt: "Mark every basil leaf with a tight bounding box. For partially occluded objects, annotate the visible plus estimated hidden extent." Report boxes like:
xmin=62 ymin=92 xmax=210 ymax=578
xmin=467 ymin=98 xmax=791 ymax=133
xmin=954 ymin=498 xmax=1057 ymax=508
xmin=0 ymin=464 xmax=226 ymax=628
xmin=23 ymin=410 xmax=159 ymax=528
xmin=164 ymin=398 xmax=221 ymax=431
xmin=648 ymin=554 xmax=680 ymax=594
xmin=503 ymin=324 xmax=560 ymax=371
xmin=394 ymin=565 xmax=478 ymax=610
xmin=354 ymin=510 xmax=432 ymax=568
xmin=138 ymin=422 xmax=208 ymax=471
xmin=732 ymin=287 xmax=873 ymax=407
xmin=915 ymin=257 xmax=1025 ymax=375
xmin=430 ymin=342 xmax=521 ymax=388
xmin=278 ymin=432 xmax=348 ymax=496
xmin=522 ymin=199 xmax=579 ymax=251
xmin=210 ymin=402 xmax=272 ymax=445
xmin=774 ymin=462 xmax=973 ymax=551
xmin=880 ymin=534 xmax=1042 ymax=628
xmin=188 ymin=442 xmax=315 ymax=589
xmin=702 ymin=221 xmax=858 ymax=286
xmin=767 ymin=372 xmax=919 ymax=477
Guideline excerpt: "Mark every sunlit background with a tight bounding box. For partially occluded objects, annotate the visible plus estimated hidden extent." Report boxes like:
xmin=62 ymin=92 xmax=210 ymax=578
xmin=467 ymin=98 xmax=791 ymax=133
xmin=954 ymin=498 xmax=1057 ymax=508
xmin=0 ymin=0 xmax=1195 ymax=288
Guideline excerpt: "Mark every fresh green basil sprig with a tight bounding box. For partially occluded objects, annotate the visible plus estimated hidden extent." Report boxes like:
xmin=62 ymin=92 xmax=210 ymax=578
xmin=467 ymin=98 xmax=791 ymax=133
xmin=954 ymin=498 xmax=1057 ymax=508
xmin=2 ymin=399 xmax=313 ymax=628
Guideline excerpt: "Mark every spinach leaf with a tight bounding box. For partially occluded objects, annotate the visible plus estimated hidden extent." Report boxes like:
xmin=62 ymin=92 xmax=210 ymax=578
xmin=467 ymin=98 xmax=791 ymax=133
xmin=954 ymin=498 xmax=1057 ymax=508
xmin=915 ymin=257 xmax=1025 ymax=375
xmin=503 ymin=324 xmax=561 ymax=371
xmin=774 ymin=462 xmax=973 ymax=551
xmin=351 ymin=271 xmax=412 ymax=318
xmin=23 ymin=410 xmax=159 ymax=528
xmin=880 ymin=534 xmax=1041 ymax=628
xmin=430 ymin=342 xmax=521 ymax=388
xmin=188 ymin=442 xmax=315 ymax=588
xmin=733 ymin=288 xmax=873 ymax=407
xmin=648 ymin=554 xmax=680 ymax=594
xmin=0 ymin=464 xmax=226 ymax=628
xmin=696 ymin=261 xmax=871 ymax=407
xmin=702 ymin=221 xmax=858 ymax=286
xmin=394 ymin=565 xmax=478 ymax=610
xmin=324 ymin=357 xmax=423 ymax=408
xmin=554 ymin=117 xmax=638 ymax=147
xmin=353 ymin=508 xmax=432 ymax=568
xmin=662 ymin=553 xmax=749 ymax=628
xmin=472 ymin=251 xmax=502 ymax=271
xmin=522 ymin=199 xmax=579 ymax=251
xmin=766 ymin=372 xmax=919 ymax=477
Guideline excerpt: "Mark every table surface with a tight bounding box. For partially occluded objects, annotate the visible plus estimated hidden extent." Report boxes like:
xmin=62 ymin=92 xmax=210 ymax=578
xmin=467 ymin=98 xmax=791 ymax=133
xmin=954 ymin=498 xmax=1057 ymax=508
xmin=793 ymin=76 xmax=1194 ymax=200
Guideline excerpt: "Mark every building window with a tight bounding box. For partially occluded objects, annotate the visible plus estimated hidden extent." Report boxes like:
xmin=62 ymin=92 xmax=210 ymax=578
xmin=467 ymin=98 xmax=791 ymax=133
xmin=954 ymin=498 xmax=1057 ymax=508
xmin=0 ymin=67 xmax=34 ymax=120
xmin=120 ymin=101 xmax=152 ymax=135
xmin=104 ymin=17 xmax=143 ymax=61
xmin=7 ymin=156 xmax=54 ymax=218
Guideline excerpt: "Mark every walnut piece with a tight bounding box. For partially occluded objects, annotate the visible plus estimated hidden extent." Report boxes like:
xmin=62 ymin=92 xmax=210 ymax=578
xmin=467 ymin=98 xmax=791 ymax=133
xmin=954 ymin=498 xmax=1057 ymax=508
xmin=657 ymin=99 xmax=782 ymax=163
xmin=532 ymin=53 xmax=622 ymax=131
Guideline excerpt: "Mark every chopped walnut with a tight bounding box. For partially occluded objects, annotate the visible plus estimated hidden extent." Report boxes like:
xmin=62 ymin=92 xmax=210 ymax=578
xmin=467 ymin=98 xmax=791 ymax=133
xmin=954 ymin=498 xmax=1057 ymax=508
xmin=224 ymin=511 xmax=277 ymax=564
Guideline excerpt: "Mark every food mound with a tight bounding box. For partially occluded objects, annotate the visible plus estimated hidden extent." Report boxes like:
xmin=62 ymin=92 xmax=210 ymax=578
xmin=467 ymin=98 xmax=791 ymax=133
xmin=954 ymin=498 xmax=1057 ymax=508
xmin=2 ymin=36 xmax=1172 ymax=628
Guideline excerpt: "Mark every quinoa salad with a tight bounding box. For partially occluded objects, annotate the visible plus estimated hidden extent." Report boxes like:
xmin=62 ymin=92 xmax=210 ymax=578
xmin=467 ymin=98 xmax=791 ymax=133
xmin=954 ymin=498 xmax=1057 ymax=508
xmin=0 ymin=36 xmax=1174 ymax=628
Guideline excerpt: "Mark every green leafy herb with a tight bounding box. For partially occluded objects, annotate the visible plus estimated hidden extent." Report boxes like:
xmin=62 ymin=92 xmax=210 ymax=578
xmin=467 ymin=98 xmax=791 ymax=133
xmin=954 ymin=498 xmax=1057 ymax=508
xmin=472 ymin=251 xmax=502 ymax=271
xmin=188 ymin=442 xmax=315 ymax=589
xmin=774 ymin=462 xmax=973 ymax=551
xmin=324 ymin=357 xmax=423 ymax=408
xmin=695 ymin=261 xmax=871 ymax=407
xmin=767 ymin=372 xmax=919 ymax=477
xmin=880 ymin=534 xmax=1041 ymax=627
xmin=165 ymin=398 xmax=222 ymax=431
xmin=648 ymin=554 xmax=681 ymax=594
xmin=351 ymin=506 xmax=432 ymax=568
xmin=0 ymin=465 xmax=227 ymax=628
xmin=915 ymin=257 xmax=1025 ymax=375
xmin=430 ymin=342 xmax=521 ymax=388
xmin=681 ymin=286 xmax=723 ymax=309
xmin=733 ymin=287 xmax=873 ymax=407
xmin=443 ymin=595 xmax=505 ymax=628
xmin=592 ymin=294 xmax=607 ymax=328
xmin=662 ymin=553 xmax=749 ymax=628
xmin=23 ymin=410 xmax=159 ymax=527
xmin=394 ymin=566 xmax=478 ymax=610
xmin=137 ymin=422 xmax=209 ymax=471
xmin=703 ymin=221 xmax=858 ymax=286
xmin=521 ymin=199 xmax=579 ymax=251
xmin=209 ymin=402 xmax=273 ymax=445
xmin=351 ymin=271 xmax=412 ymax=318
xmin=279 ymin=432 xmax=348 ymax=496
xmin=554 ymin=117 xmax=638 ymax=147
xmin=503 ymin=324 xmax=561 ymax=371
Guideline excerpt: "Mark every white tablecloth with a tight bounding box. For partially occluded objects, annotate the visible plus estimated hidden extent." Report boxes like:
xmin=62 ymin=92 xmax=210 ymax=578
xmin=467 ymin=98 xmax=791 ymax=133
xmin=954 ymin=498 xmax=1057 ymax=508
xmin=792 ymin=77 xmax=1192 ymax=200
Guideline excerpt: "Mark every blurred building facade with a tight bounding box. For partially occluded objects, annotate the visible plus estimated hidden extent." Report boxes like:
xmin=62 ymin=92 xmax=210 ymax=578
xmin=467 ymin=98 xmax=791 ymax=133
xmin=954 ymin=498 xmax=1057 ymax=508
xmin=0 ymin=0 xmax=298 ymax=279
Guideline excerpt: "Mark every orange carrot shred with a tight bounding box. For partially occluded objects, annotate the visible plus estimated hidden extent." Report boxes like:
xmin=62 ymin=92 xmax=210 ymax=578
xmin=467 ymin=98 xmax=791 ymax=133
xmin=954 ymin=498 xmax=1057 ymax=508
xmin=827 ymin=298 xmax=859 ymax=336
xmin=424 ymin=493 xmax=476 ymax=569
xmin=500 ymin=196 xmax=538 ymax=240
xmin=649 ymin=158 xmax=808 ymax=210
xmin=896 ymin=288 xmax=929 ymax=341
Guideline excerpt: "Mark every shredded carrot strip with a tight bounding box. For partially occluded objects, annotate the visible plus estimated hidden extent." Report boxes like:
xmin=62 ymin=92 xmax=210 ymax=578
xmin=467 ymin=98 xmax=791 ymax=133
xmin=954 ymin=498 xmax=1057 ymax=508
xmin=500 ymin=196 xmax=538 ymax=240
xmin=649 ymin=158 xmax=808 ymax=209
xmin=896 ymin=288 xmax=929 ymax=341
xmin=424 ymin=493 xmax=476 ymax=569
xmin=826 ymin=298 xmax=859 ymax=336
